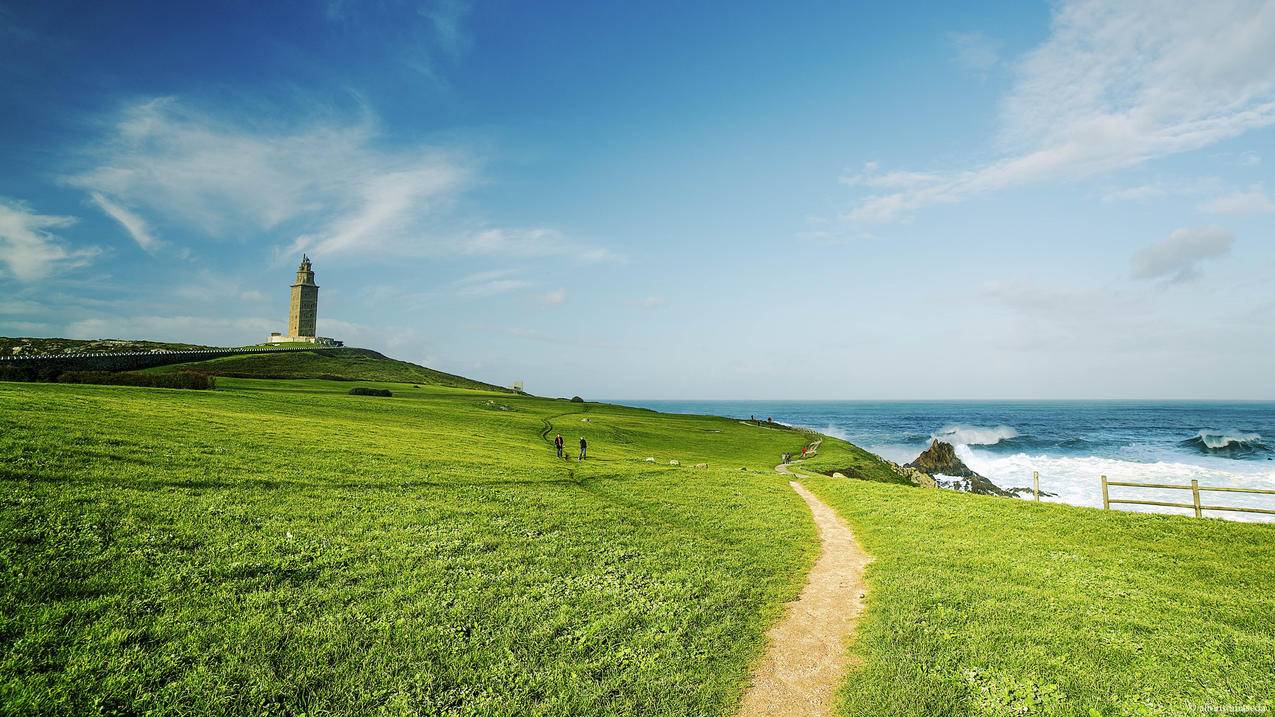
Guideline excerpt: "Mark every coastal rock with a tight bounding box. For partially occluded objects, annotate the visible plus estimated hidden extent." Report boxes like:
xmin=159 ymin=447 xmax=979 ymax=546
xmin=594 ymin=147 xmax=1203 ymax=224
xmin=832 ymin=472 xmax=847 ymax=479
xmin=644 ymin=457 xmax=656 ymax=462
xmin=906 ymin=440 xmax=1011 ymax=496
xmin=669 ymin=459 xmax=680 ymax=466
xmin=693 ymin=463 xmax=707 ymax=469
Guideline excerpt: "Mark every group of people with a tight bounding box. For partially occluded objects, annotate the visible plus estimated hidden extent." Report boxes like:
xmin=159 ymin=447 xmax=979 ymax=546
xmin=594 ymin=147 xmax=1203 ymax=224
xmin=554 ymin=433 xmax=587 ymax=460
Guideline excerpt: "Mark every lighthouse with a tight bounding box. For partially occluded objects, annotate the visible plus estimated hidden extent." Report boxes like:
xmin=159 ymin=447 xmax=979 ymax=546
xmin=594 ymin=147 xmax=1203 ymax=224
xmin=266 ymin=256 xmax=342 ymax=346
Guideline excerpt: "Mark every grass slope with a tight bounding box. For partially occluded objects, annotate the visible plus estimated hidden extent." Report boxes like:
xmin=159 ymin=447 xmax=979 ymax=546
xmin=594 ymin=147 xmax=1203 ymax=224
xmin=0 ymin=379 xmax=817 ymax=716
xmin=3 ymin=373 xmax=1272 ymax=716
xmin=145 ymin=348 xmax=509 ymax=392
xmin=799 ymin=473 xmax=1275 ymax=716
xmin=0 ymin=337 xmax=212 ymax=356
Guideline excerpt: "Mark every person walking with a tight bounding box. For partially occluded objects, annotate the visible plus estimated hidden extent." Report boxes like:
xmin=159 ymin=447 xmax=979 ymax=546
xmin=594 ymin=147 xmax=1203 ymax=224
xmin=579 ymin=436 xmax=588 ymax=461
xmin=554 ymin=433 xmax=564 ymax=458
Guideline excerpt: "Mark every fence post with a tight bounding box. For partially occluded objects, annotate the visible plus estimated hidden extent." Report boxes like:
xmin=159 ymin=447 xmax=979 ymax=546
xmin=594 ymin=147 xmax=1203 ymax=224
xmin=1033 ymin=471 xmax=1040 ymax=501
xmin=1191 ymin=479 xmax=1201 ymax=518
xmin=1101 ymin=475 xmax=1109 ymax=510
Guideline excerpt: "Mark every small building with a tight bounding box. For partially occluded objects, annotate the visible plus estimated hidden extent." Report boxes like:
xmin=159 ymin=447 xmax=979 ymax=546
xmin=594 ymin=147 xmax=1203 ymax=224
xmin=267 ymin=255 xmax=343 ymax=346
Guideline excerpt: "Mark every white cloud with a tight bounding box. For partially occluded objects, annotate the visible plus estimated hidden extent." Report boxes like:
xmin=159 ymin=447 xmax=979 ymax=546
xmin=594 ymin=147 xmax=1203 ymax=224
xmin=66 ymin=98 xmax=472 ymax=257
xmin=458 ymin=227 xmax=625 ymax=263
xmin=65 ymin=99 xmax=626 ymax=267
xmin=539 ymin=288 xmax=566 ymax=306
xmin=89 ymin=192 xmax=161 ymax=252
xmin=632 ymin=296 xmax=666 ymax=309
xmin=452 ymin=269 xmax=532 ymax=298
xmin=0 ymin=198 xmax=97 ymax=281
xmin=840 ymin=164 xmax=942 ymax=189
xmin=1102 ymin=184 xmax=1170 ymax=203
xmin=421 ymin=0 xmax=472 ymax=60
xmin=850 ymin=0 xmax=1275 ymax=222
xmin=459 ymin=228 xmax=566 ymax=256
xmin=63 ymin=314 xmax=275 ymax=344
xmin=948 ymin=31 xmax=1001 ymax=73
xmin=1198 ymin=185 xmax=1275 ymax=215
xmin=1131 ymin=226 xmax=1234 ymax=282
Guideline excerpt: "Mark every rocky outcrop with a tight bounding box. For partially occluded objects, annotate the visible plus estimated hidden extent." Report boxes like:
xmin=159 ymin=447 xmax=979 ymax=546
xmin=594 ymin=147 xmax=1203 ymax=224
xmin=889 ymin=463 xmax=938 ymax=488
xmin=906 ymin=440 xmax=1011 ymax=496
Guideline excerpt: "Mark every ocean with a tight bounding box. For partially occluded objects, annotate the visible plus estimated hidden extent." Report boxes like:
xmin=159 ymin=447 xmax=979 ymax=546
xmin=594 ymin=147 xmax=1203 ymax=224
xmin=613 ymin=400 xmax=1275 ymax=522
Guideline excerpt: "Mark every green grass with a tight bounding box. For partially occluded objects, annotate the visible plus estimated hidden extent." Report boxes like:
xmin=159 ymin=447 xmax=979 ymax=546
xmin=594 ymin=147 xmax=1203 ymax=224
xmin=0 ymin=379 xmax=816 ymax=716
xmin=143 ymin=348 xmax=509 ymax=392
xmin=798 ymin=473 xmax=1275 ymax=717
xmin=3 ymin=373 xmax=1273 ymax=716
xmin=793 ymin=434 xmax=912 ymax=485
xmin=0 ymin=336 xmax=212 ymax=356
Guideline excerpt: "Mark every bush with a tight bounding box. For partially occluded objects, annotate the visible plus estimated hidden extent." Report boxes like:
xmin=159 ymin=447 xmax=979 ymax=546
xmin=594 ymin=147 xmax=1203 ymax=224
xmin=0 ymin=365 xmax=215 ymax=389
xmin=570 ymin=396 xmax=584 ymax=403
xmin=349 ymin=387 xmax=392 ymax=397
xmin=56 ymin=370 xmax=216 ymax=390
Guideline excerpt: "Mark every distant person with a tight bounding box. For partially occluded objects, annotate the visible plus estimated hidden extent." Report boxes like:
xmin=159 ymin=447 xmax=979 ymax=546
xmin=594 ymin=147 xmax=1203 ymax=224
xmin=554 ymin=433 xmax=564 ymax=458
xmin=579 ymin=436 xmax=588 ymax=460
xmin=801 ymin=446 xmax=807 ymax=458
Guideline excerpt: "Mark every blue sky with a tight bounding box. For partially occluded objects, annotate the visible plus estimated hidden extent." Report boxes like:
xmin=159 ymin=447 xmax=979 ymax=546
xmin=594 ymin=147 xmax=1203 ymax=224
xmin=2 ymin=0 xmax=1273 ymax=399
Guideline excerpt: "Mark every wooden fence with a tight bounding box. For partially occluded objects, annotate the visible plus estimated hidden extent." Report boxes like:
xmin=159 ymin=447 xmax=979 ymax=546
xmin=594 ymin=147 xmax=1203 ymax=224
xmin=1100 ymin=475 xmax=1275 ymax=518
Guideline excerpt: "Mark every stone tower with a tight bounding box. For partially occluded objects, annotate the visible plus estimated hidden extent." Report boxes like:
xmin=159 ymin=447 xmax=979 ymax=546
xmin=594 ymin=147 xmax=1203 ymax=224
xmin=288 ymin=255 xmax=319 ymax=338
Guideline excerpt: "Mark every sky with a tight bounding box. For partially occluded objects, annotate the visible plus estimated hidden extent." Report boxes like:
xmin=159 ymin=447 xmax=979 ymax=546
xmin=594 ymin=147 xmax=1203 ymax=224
xmin=1 ymin=0 xmax=1273 ymax=400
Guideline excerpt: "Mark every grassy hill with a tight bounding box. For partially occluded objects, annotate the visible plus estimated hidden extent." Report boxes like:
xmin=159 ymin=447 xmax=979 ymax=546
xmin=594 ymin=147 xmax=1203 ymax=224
xmin=1 ymin=374 xmax=1272 ymax=715
xmin=143 ymin=347 xmax=510 ymax=392
xmin=0 ymin=336 xmax=213 ymax=356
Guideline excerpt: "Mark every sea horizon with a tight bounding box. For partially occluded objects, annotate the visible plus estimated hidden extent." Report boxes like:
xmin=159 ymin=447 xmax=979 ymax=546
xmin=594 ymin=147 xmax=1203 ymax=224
xmin=614 ymin=398 xmax=1275 ymax=522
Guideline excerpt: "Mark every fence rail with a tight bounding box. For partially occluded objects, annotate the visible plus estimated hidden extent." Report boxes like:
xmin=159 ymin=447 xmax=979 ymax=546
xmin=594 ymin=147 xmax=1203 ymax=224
xmin=1101 ymin=475 xmax=1275 ymax=518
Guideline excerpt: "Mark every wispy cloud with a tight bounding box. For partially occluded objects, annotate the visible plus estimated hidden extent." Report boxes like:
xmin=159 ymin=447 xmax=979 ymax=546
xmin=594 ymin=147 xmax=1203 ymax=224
xmin=1198 ymin=185 xmax=1275 ymax=215
xmin=840 ymin=162 xmax=941 ymax=190
xmin=452 ymin=269 xmax=532 ymax=298
xmin=325 ymin=0 xmax=473 ymax=89
xmin=63 ymin=314 xmax=275 ymax=344
xmin=1131 ymin=226 xmax=1234 ymax=283
xmin=539 ymin=288 xmax=567 ymax=306
xmin=66 ymin=98 xmax=473 ymax=258
xmin=0 ymin=198 xmax=97 ymax=281
xmin=89 ymin=192 xmax=161 ymax=252
xmin=630 ymin=296 xmax=666 ymax=309
xmin=1100 ymin=177 xmax=1220 ymax=203
xmin=947 ymin=31 xmax=1001 ymax=74
xmin=458 ymin=227 xmax=625 ymax=263
xmin=849 ymin=0 xmax=1275 ymax=223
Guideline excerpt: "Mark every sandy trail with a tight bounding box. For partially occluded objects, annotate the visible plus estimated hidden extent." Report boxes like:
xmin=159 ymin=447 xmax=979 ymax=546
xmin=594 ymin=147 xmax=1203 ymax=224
xmin=736 ymin=465 xmax=871 ymax=717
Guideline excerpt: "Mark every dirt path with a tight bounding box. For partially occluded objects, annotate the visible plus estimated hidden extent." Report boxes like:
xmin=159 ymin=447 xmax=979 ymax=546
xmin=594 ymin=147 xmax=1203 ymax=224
xmin=736 ymin=465 xmax=871 ymax=717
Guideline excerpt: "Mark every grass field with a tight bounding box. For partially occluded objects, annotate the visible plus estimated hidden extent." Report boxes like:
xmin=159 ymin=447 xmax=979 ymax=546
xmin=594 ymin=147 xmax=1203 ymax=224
xmin=0 ymin=378 xmax=820 ymax=716
xmin=3 ymin=363 xmax=1273 ymax=716
xmin=797 ymin=472 xmax=1275 ymax=716
xmin=0 ymin=337 xmax=212 ymax=356
xmin=144 ymin=348 xmax=509 ymax=392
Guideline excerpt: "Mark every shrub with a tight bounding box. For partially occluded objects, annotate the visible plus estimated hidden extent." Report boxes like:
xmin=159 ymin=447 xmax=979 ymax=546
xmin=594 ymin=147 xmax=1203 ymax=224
xmin=570 ymin=396 xmax=584 ymax=403
xmin=0 ymin=365 xmax=216 ymax=389
xmin=349 ymin=387 xmax=392 ymax=397
xmin=56 ymin=370 xmax=216 ymax=390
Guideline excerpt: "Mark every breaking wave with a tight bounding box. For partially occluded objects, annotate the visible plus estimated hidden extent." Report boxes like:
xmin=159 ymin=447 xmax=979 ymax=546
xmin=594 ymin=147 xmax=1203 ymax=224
xmin=1180 ymin=431 xmax=1269 ymax=459
xmin=932 ymin=424 xmax=1019 ymax=446
xmin=955 ymin=446 xmax=1275 ymax=522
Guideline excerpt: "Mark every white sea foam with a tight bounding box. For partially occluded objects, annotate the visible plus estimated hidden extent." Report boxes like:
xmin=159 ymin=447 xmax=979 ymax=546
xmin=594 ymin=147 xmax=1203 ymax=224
xmin=1194 ymin=430 xmax=1262 ymax=449
xmin=957 ymin=445 xmax=1275 ymax=522
xmin=819 ymin=424 xmax=850 ymax=441
xmin=932 ymin=424 xmax=1019 ymax=446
